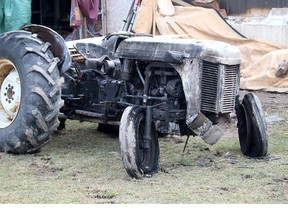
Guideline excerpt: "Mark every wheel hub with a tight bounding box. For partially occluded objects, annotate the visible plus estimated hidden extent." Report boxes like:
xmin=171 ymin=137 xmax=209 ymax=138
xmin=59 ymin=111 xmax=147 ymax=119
xmin=0 ymin=62 xmax=21 ymax=128
xmin=4 ymin=84 xmax=15 ymax=101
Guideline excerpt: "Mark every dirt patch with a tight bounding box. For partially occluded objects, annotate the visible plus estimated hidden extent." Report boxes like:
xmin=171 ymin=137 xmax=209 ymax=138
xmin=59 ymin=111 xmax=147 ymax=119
xmin=240 ymin=90 xmax=288 ymax=117
xmin=220 ymin=90 xmax=288 ymax=139
xmin=30 ymin=154 xmax=64 ymax=178
xmin=86 ymin=186 xmax=116 ymax=204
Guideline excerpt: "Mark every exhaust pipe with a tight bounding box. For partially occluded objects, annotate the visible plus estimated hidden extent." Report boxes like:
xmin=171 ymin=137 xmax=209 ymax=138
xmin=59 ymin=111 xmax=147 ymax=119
xmin=187 ymin=112 xmax=223 ymax=145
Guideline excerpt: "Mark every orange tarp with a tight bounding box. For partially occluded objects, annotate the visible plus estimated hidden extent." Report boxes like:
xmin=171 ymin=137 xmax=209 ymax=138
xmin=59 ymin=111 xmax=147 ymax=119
xmin=133 ymin=0 xmax=288 ymax=92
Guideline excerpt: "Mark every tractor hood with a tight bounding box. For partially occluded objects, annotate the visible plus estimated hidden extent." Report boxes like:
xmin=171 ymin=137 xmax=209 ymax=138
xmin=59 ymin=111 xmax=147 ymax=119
xmin=115 ymin=36 xmax=241 ymax=65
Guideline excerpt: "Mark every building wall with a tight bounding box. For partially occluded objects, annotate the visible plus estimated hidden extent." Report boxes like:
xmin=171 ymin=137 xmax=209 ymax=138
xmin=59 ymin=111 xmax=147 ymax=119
xmin=227 ymin=7 xmax=288 ymax=45
xmin=106 ymin=0 xmax=133 ymax=33
xmin=192 ymin=0 xmax=288 ymax=45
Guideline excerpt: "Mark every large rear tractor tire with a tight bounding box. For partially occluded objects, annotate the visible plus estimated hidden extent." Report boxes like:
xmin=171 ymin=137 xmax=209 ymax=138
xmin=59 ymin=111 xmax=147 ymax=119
xmin=119 ymin=106 xmax=160 ymax=179
xmin=0 ymin=31 xmax=63 ymax=153
xmin=236 ymin=93 xmax=268 ymax=157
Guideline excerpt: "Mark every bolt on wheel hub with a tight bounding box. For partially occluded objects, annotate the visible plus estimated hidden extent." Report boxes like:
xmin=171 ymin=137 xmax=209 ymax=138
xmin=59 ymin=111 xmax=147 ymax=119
xmin=1 ymin=70 xmax=21 ymax=116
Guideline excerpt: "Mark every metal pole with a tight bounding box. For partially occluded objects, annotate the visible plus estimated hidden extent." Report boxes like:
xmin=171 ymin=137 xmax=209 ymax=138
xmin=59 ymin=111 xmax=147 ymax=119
xmin=101 ymin=0 xmax=107 ymax=35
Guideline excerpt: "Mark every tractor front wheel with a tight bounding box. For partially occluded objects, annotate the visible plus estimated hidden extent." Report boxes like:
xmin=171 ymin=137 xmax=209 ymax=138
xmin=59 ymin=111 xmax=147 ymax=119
xmin=119 ymin=106 xmax=160 ymax=179
xmin=236 ymin=93 xmax=268 ymax=157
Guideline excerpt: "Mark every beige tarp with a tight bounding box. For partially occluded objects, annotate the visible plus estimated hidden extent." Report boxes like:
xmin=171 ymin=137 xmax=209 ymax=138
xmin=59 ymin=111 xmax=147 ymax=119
xmin=133 ymin=0 xmax=288 ymax=93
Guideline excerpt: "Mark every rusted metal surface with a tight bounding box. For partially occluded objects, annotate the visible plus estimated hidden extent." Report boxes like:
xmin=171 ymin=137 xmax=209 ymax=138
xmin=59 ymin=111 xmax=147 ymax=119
xmin=69 ymin=48 xmax=85 ymax=62
xmin=22 ymin=24 xmax=72 ymax=74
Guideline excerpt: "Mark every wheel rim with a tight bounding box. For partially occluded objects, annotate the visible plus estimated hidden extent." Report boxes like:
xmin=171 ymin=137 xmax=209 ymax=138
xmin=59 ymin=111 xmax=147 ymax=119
xmin=240 ymin=103 xmax=252 ymax=154
xmin=137 ymin=115 xmax=151 ymax=171
xmin=0 ymin=59 xmax=21 ymax=128
xmin=136 ymin=113 xmax=158 ymax=174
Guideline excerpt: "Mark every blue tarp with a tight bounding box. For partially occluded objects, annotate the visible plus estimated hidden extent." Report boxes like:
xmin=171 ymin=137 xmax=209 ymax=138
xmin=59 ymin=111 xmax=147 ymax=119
xmin=0 ymin=0 xmax=32 ymax=33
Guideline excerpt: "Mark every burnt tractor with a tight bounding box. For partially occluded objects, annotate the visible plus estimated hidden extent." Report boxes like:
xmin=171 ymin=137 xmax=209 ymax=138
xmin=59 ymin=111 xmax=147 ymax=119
xmin=0 ymin=25 xmax=267 ymax=179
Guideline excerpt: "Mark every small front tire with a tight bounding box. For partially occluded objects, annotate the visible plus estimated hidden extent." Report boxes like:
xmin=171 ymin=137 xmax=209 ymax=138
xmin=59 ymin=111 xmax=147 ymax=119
xmin=236 ymin=93 xmax=268 ymax=157
xmin=119 ymin=106 xmax=160 ymax=179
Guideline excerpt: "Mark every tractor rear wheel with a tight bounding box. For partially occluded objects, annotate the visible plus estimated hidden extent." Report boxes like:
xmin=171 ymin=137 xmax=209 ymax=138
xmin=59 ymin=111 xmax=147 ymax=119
xmin=0 ymin=31 xmax=63 ymax=153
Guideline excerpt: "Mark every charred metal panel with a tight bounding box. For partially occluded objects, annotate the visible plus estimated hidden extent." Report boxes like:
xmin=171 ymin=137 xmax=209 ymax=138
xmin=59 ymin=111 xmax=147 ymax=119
xmin=115 ymin=37 xmax=203 ymax=63
xmin=116 ymin=37 xmax=240 ymax=65
xmin=218 ymin=0 xmax=247 ymax=14
xmin=246 ymin=0 xmax=288 ymax=8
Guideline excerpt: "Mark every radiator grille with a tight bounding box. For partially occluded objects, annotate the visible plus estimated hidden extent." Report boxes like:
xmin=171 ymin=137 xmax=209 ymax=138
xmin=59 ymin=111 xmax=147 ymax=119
xmin=201 ymin=61 xmax=239 ymax=113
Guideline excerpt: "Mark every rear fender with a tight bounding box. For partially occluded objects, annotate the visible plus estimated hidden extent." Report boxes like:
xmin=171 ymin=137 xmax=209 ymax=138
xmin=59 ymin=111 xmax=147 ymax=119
xmin=21 ymin=24 xmax=71 ymax=74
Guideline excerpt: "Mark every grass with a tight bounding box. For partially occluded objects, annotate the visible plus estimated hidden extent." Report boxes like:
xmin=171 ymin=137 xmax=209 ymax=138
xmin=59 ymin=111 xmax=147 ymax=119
xmin=0 ymin=94 xmax=288 ymax=204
